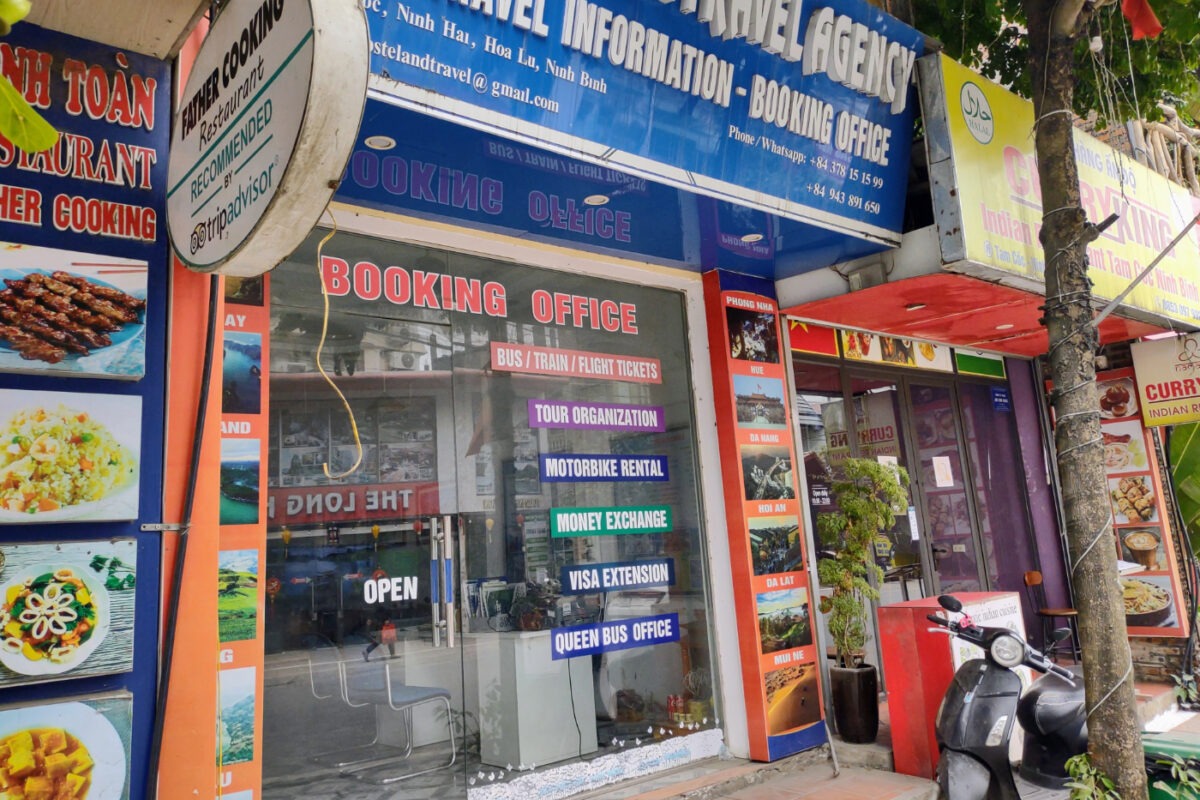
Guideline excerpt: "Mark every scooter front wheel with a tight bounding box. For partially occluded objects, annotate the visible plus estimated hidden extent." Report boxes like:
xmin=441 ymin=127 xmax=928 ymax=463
xmin=938 ymin=750 xmax=1003 ymax=800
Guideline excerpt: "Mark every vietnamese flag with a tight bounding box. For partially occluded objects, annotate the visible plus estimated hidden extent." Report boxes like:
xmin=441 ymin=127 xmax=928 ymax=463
xmin=787 ymin=320 xmax=839 ymax=357
xmin=1122 ymin=0 xmax=1163 ymax=39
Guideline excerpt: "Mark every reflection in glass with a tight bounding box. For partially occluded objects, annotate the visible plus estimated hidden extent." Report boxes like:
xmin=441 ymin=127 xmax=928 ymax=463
xmin=261 ymin=231 xmax=719 ymax=798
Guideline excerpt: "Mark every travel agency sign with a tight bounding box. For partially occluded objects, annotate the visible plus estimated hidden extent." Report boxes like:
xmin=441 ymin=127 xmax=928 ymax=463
xmin=365 ymin=0 xmax=924 ymax=246
xmin=167 ymin=0 xmax=369 ymax=276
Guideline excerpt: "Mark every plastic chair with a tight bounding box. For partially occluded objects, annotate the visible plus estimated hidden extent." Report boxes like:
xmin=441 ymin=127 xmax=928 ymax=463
xmin=338 ymin=659 xmax=456 ymax=783
xmin=1023 ymin=571 xmax=1080 ymax=663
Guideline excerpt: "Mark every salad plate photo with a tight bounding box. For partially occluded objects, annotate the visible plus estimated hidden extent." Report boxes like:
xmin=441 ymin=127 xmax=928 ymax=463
xmin=0 ymin=564 xmax=109 ymax=676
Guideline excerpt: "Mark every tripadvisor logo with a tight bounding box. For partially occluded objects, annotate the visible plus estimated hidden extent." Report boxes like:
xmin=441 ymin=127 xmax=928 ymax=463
xmin=960 ymin=82 xmax=994 ymax=144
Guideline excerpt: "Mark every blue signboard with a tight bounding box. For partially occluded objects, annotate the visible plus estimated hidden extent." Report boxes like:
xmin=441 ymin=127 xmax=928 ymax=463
xmin=551 ymin=612 xmax=680 ymax=659
xmin=540 ymin=453 xmax=669 ymax=482
xmin=991 ymin=386 xmax=1012 ymax=412
xmin=337 ymin=101 xmax=687 ymax=262
xmin=366 ymin=0 xmax=923 ymax=245
xmin=561 ymin=558 xmax=675 ymax=594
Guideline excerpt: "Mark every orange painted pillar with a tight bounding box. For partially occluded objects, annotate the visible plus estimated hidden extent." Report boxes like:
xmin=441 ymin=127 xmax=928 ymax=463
xmin=157 ymin=262 xmax=223 ymax=796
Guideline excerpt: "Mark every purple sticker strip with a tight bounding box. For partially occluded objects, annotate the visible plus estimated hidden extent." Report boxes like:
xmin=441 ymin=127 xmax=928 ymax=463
xmin=528 ymin=398 xmax=665 ymax=431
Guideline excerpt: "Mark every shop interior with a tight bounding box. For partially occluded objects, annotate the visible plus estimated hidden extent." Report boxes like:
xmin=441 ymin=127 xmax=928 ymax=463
xmin=258 ymin=232 xmax=722 ymax=798
xmin=790 ymin=350 xmax=1045 ymax=669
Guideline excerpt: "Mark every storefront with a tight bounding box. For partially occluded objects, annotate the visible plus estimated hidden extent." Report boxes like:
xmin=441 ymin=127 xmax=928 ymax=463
xmin=786 ymin=325 xmax=1051 ymax=664
xmin=257 ymin=222 xmax=727 ymax=797
xmin=205 ymin=0 xmax=926 ymax=792
xmin=7 ymin=1 xmax=1101 ymax=798
xmin=225 ymin=0 xmax=926 ymax=792
xmin=778 ymin=51 xmax=1200 ymax=683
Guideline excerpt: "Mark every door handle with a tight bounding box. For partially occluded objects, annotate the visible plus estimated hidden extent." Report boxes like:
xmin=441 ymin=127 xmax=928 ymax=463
xmin=443 ymin=514 xmax=455 ymax=649
xmin=430 ymin=516 xmax=441 ymax=648
xmin=428 ymin=515 xmax=456 ymax=648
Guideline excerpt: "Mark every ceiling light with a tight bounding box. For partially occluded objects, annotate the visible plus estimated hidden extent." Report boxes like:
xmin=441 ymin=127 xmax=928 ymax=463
xmin=995 ymin=323 xmax=1015 ymax=330
xmin=740 ymin=233 xmax=764 ymax=243
xmin=584 ymin=194 xmax=609 ymax=206
xmin=905 ymin=303 xmax=926 ymax=311
xmin=364 ymin=135 xmax=396 ymax=151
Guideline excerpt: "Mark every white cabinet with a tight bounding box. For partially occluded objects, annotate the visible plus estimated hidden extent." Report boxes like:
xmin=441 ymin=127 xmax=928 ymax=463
xmin=472 ymin=631 xmax=598 ymax=768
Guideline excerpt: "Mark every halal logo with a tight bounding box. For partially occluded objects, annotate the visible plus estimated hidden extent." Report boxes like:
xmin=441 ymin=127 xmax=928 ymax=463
xmin=1178 ymin=337 xmax=1200 ymax=364
xmin=960 ymin=82 xmax=994 ymax=144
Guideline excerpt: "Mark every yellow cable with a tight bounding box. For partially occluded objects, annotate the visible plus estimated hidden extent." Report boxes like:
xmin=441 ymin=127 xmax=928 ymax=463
xmin=314 ymin=209 xmax=364 ymax=480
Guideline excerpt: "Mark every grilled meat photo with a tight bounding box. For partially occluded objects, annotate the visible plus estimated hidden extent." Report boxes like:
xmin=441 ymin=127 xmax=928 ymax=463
xmin=0 ymin=272 xmax=144 ymax=363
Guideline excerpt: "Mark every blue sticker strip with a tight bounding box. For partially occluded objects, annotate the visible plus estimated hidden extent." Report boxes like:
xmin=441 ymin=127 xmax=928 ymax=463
xmin=551 ymin=613 xmax=680 ymax=660
xmin=540 ymin=453 xmax=669 ymax=482
xmin=560 ymin=559 xmax=675 ymax=595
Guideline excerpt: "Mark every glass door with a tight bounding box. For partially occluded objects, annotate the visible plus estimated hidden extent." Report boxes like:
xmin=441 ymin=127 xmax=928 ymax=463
xmin=263 ymin=231 xmax=722 ymax=799
xmin=795 ymin=364 xmax=921 ymax=671
xmin=843 ymin=374 xmax=921 ymax=599
xmin=262 ymin=306 xmax=472 ymax=798
xmin=908 ymin=382 xmax=986 ymax=593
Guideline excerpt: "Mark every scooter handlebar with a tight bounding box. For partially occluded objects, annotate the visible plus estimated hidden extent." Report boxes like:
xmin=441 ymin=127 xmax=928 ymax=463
xmin=1046 ymin=661 xmax=1076 ymax=684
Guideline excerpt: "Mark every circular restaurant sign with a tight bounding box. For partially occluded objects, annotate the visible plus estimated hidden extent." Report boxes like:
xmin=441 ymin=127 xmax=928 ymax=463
xmin=166 ymin=0 xmax=368 ymax=276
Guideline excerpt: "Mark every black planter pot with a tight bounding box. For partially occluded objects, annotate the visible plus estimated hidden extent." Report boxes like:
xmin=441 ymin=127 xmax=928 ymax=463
xmin=830 ymin=664 xmax=879 ymax=744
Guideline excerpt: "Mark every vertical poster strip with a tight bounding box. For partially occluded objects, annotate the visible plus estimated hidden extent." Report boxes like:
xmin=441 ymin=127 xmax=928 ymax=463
xmin=702 ymin=272 xmax=827 ymax=762
xmin=1095 ymin=367 xmax=1190 ymax=639
xmin=218 ymin=275 xmax=270 ymax=796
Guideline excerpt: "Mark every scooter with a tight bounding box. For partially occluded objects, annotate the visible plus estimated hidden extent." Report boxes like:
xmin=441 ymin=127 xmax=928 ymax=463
xmin=927 ymin=594 xmax=1087 ymax=799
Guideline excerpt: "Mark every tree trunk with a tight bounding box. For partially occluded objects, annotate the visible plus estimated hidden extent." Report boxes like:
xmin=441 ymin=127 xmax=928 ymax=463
xmin=1021 ymin=2 xmax=1148 ymax=797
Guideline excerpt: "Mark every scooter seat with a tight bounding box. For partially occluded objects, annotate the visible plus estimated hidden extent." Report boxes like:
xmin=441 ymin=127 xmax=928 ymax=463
xmin=1017 ymin=669 xmax=1087 ymax=788
xmin=1017 ymin=671 xmax=1085 ymax=737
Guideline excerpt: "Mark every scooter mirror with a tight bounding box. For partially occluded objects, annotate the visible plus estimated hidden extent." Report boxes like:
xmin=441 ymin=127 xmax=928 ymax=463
xmin=1052 ymin=627 xmax=1072 ymax=643
xmin=938 ymin=595 xmax=962 ymax=613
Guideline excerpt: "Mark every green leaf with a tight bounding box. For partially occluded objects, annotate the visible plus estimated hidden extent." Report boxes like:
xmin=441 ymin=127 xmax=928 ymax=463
xmin=1170 ymin=424 xmax=1200 ymax=555
xmin=0 ymin=0 xmax=32 ymax=28
xmin=0 ymin=76 xmax=57 ymax=154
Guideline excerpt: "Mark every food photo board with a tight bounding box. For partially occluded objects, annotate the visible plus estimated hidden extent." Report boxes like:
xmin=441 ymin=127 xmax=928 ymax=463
xmin=1096 ymin=368 xmax=1189 ymax=638
xmin=0 ymin=540 xmax=136 ymax=688
xmin=0 ymin=691 xmax=133 ymax=800
xmin=0 ymin=243 xmax=148 ymax=380
xmin=0 ymin=389 xmax=141 ymax=523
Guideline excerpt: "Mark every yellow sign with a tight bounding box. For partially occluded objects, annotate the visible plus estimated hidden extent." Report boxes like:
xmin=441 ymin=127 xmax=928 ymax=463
xmin=937 ymin=54 xmax=1200 ymax=326
xmin=1131 ymin=335 xmax=1200 ymax=426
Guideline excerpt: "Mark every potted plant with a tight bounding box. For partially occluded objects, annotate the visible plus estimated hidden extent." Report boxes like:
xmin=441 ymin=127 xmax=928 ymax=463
xmin=816 ymin=456 xmax=909 ymax=744
xmin=683 ymin=666 xmax=713 ymax=720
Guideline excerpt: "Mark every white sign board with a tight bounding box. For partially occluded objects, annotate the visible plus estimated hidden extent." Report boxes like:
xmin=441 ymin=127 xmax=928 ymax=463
xmin=1131 ymin=334 xmax=1200 ymax=427
xmin=950 ymin=592 xmax=1031 ymax=763
xmin=167 ymin=0 xmax=368 ymax=276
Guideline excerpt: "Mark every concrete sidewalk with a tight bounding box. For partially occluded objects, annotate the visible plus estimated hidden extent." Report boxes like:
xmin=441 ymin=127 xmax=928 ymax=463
xmin=578 ymin=680 xmax=1183 ymax=800
xmin=580 ymin=751 xmax=936 ymax=800
xmin=719 ymin=767 xmax=937 ymax=800
xmin=634 ymin=765 xmax=936 ymax=800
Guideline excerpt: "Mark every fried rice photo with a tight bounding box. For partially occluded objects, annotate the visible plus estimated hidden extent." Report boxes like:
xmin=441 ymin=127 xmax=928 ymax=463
xmin=0 ymin=405 xmax=135 ymax=514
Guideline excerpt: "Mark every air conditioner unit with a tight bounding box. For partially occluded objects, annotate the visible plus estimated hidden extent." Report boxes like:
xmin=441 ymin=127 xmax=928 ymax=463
xmin=387 ymin=343 xmax=431 ymax=371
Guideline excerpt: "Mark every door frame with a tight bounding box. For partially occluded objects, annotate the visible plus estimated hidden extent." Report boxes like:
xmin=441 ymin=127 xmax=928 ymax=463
xmin=790 ymin=357 xmax=1010 ymax=598
xmin=890 ymin=374 xmax=990 ymax=594
xmin=326 ymin=203 xmax=746 ymax=753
